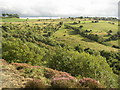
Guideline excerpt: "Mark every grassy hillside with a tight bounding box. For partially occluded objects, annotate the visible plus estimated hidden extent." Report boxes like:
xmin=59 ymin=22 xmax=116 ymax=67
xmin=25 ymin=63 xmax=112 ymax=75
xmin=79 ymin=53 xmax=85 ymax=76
xmin=1 ymin=59 xmax=107 ymax=88
xmin=53 ymin=26 xmax=118 ymax=52
xmin=70 ymin=21 xmax=118 ymax=34
xmin=1 ymin=17 xmax=119 ymax=88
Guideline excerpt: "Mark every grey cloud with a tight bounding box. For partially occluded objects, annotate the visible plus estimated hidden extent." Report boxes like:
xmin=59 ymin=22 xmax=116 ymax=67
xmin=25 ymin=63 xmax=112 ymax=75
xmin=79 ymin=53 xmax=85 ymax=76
xmin=0 ymin=0 xmax=119 ymax=17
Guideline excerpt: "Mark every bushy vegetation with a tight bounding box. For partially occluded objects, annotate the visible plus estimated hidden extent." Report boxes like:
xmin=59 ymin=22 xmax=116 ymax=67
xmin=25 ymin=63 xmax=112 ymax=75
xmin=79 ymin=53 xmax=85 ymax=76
xmin=1 ymin=17 xmax=119 ymax=88
xmin=79 ymin=78 xmax=105 ymax=88
xmin=44 ymin=48 xmax=118 ymax=87
xmin=2 ymin=39 xmax=46 ymax=65
xmin=25 ymin=79 xmax=46 ymax=88
xmin=51 ymin=77 xmax=79 ymax=88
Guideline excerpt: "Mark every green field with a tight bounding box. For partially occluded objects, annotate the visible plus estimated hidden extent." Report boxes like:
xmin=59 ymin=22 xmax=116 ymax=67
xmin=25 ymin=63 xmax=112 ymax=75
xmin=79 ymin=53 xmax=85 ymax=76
xmin=53 ymin=26 xmax=118 ymax=52
xmin=70 ymin=21 xmax=118 ymax=34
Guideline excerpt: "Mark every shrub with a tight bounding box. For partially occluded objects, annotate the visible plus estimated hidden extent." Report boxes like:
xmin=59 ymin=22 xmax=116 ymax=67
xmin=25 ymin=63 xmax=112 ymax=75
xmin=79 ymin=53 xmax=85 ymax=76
xmin=73 ymin=22 xmax=78 ymax=24
xmin=79 ymin=25 xmax=83 ymax=28
xmin=78 ymin=21 xmax=81 ymax=23
xmin=2 ymin=40 xmax=46 ymax=65
xmin=51 ymin=77 xmax=79 ymax=88
xmin=44 ymin=67 xmax=76 ymax=80
xmin=59 ymin=22 xmax=63 ymax=25
xmin=84 ymin=48 xmax=100 ymax=56
xmin=25 ymin=79 xmax=46 ymax=89
xmin=52 ymin=72 xmax=76 ymax=80
xmin=79 ymin=78 xmax=105 ymax=88
xmin=74 ymin=45 xmax=84 ymax=53
xmin=23 ymin=67 xmax=44 ymax=79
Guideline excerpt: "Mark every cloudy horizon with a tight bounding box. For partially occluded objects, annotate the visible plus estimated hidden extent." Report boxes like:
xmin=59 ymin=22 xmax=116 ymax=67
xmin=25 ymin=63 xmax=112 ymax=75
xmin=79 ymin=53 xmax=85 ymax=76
xmin=0 ymin=0 xmax=119 ymax=17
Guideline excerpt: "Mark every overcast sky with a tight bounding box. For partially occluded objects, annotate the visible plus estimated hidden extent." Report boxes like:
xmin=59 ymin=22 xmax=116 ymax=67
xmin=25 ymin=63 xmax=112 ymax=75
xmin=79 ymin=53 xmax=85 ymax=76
xmin=0 ymin=0 xmax=119 ymax=17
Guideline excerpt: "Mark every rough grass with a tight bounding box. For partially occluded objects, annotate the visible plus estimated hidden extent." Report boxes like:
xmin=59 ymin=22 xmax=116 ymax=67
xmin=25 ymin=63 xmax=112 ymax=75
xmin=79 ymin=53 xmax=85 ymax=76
xmin=1 ymin=18 xmax=52 ymax=22
xmin=70 ymin=21 xmax=118 ymax=34
xmin=53 ymin=27 xmax=118 ymax=52
xmin=2 ymin=18 xmax=28 ymax=22
xmin=106 ymin=40 xmax=119 ymax=46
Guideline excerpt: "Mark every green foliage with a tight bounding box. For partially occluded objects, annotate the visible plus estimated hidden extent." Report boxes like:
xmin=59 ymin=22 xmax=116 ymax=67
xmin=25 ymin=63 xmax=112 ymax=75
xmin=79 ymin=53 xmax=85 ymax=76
xmin=73 ymin=22 xmax=78 ymax=24
xmin=45 ymin=48 xmax=118 ymax=87
xmin=84 ymin=48 xmax=100 ymax=56
xmin=2 ymin=39 xmax=46 ymax=65
xmin=23 ymin=67 xmax=44 ymax=78
xmin=100 ymin=50 xmax=120 ymax=74
xmin=58 ymin=21 xmax=63 ymax=25
xmin=106 ymin=31 xmax=120 ymax=41
xmin=74 ymin=44 xmax=84 ymax=53
xmin=91 ymin=20 xmax=99 ymax=23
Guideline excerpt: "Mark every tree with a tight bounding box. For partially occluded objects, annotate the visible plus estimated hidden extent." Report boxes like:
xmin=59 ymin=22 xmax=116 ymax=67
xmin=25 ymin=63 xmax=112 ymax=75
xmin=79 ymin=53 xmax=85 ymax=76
xmin=59 ymin=22 xmax=63 ymax=25
xmin=107 ymin=30 xmax=112 ymax=35
xmin=47 ymin=32 xmax=52 ymax=36
xmin=78 ymin=21 xmax=81 ymax=23
xmin=2 ymin=13 xmax=6 ymax=17
xmin=78 ymin=16 xmax=83 ymax=19
xmin=13 ymin=14 xmax=19 ymax=18
xmin=7 ymin=14 xmax=13 ymax=17
xmin=74 ymin=45 xmax=84 ymax=53
xmin=73 ymin=22 xmax=78 ymax=24
xmin=79 ymin=25 xmax=83 ymax=28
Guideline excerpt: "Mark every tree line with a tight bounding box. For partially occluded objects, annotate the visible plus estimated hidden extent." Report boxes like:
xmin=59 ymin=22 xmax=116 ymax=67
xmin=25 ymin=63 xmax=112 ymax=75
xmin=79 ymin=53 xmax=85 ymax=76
xmin=2 ymin=13 xmax=19 ymax=18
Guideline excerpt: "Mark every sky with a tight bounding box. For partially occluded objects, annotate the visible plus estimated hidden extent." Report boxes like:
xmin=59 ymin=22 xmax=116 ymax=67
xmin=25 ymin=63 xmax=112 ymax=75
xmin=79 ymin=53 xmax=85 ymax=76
xmin=0 ymin=0 xmax=119 ymax=17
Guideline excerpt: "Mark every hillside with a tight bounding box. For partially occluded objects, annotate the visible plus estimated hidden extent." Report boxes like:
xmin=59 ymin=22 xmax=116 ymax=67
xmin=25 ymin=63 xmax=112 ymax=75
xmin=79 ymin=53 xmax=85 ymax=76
xmin=0 ymin=59 xmax=108 ymax=89
xmin=1 ymin=17 xmax=119 ymax=88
